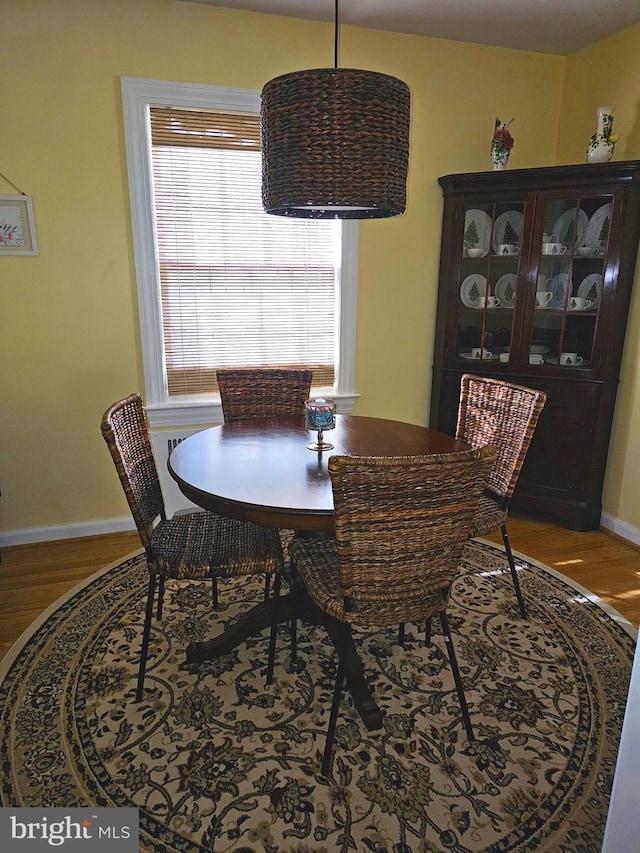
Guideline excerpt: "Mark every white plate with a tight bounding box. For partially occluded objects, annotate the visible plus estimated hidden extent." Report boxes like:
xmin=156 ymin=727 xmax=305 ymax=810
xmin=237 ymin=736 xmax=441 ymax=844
xmin=463 ymin=209 xmax=492 ymax=257
xmin=552 ymin=208 xmax=589 ymax=247
xmin=494 ymin=273 xmax=517 ymax=308
xmin=577 ymin=273 xmax=603 ymax=307
xmin=493 ymin=210 xmax=523 ymax=253
xmin=459 ymin=352 xmax=500 ymax=361
xmin=585 ymin=203 xmax=612 ymax=250
xmin=545 ymin=272 xmax=571 ymax=309
xmin=459 ymin=274 xmax=488 ymax=308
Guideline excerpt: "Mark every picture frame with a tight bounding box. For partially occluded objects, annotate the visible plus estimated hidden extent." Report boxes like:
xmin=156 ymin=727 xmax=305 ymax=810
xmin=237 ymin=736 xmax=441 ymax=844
xmin=0 ymin=194 xmax=39 ymax=256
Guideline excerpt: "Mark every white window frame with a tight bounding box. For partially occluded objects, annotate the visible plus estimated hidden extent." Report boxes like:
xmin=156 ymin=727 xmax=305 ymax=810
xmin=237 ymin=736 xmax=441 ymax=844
xmin=121 ymin=76 xmax=359 ymax=428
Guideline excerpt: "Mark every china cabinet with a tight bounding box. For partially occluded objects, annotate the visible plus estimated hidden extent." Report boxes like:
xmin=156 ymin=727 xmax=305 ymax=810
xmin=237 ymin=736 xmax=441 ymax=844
xmin=430 ymin=161 xmax=640 ymax=530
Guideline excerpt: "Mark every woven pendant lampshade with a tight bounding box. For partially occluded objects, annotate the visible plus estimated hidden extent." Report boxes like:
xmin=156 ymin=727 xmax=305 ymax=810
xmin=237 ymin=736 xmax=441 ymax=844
xmin=260 ymin=3 xmax=410 ymax=219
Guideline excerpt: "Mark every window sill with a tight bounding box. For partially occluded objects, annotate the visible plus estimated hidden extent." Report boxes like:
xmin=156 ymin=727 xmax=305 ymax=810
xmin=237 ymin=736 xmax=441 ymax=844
xmin=145 ymin=391 xmax=361 ymax=428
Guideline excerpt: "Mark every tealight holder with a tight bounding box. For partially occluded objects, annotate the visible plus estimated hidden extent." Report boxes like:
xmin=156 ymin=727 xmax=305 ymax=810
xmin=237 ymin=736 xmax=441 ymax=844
xmin=304 ymin=398 xmax=336 ymax=451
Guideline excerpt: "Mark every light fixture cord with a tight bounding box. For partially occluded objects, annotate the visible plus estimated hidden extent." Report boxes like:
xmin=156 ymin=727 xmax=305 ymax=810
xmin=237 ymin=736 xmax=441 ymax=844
xmin=334 ymin=0 xmax=339 ymax=68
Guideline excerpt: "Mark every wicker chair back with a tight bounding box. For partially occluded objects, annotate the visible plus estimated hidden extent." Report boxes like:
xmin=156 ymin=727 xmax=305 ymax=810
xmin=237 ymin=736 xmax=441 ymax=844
xmin=456 ymin=374 xmax=546 ymax=501
xmin=327 ymin=446 xmax=496 ymax=626
xmin=217 ymin=368 xmax=312 ymax=422
xmin=101 ymin=393 xmax=164 ymax=548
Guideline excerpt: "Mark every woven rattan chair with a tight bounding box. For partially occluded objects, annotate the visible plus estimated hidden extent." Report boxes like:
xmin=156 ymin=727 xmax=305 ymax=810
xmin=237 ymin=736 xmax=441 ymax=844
xmin=101 ymin=393 xmax=283 ymax=701
xmin=217 ymin=368 xmax=312 ymax=422
xmin=217 ymin=367 xmax=313 ymax=583
xmin=270 ymin=445 xmax=496 ymax=777
xmin=455 ymin=374 xmax=546 ymax=618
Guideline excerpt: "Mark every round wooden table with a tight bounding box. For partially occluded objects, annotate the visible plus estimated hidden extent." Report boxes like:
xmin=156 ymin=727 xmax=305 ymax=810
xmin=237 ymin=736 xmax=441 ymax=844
xmin=169 ymin=414 xmax=468 ymax=730
xmin=169 ymin=414 xmax=467 ymax=531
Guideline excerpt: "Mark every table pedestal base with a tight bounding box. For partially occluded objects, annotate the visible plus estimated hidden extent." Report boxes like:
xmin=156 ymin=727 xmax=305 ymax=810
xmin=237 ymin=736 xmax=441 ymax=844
xmin=185 ymin=591 xmax=384 ymax=732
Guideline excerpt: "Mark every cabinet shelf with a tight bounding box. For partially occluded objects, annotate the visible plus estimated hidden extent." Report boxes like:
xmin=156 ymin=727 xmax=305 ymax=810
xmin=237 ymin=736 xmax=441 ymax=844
xmin=430 ymin=161 xmax=640 ymax=530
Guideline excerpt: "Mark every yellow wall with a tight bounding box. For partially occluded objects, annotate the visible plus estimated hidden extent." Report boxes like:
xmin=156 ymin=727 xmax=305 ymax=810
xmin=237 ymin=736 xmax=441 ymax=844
xmin=1 ymin=0 xmax=636 ymax=536
xmin=558 ymin=22 xmax=640 ymax=529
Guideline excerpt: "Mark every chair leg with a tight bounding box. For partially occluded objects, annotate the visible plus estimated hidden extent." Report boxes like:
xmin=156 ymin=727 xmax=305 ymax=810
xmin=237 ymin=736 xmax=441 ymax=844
xmin=398 ymin=622 xmax=406 ymax=646
xmin=210 ymin=573 xmax=219 ymax=610
xmin=501 ymin=523 xmax=527 ymax=618
xmin=440 ymin=610 xmax=474 ymax=742
xmin=136 ymin=574 xmax=157 ymax=702
xmin=290 ymin=559 xmax=298 ymax=667
xmin=424 ymin=617 xmax=432 ymax=647
xmin=266 ymin=573 xmax=282 ymax=685
xmin=263 ymin=572 xmax=271 ymax=602
xmin=156 ymin=576 xmax=165 ymax=620
xmin=321 ymin=623 xmax=350 ymax=777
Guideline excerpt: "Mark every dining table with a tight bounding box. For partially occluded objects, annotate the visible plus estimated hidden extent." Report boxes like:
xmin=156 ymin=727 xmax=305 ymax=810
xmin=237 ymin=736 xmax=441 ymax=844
xmin=168 ymin=413 xmax=469 ymax=730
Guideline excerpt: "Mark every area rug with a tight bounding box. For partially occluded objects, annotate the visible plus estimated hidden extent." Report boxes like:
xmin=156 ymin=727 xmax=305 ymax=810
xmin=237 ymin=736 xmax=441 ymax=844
xmin=0 ymin=540 xmax=636 ymax=852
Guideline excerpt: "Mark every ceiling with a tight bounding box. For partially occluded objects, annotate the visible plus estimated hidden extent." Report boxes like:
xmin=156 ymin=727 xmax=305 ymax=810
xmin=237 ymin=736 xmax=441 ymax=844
xmin=178 ymin=0 xmax=640 ymax=56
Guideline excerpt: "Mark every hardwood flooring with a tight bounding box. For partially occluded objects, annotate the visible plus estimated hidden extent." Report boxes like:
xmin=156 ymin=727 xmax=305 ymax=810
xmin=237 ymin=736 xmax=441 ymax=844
xmin=486 ymin=516 xmax=640 ymax=627
xmin=0 ymin=530 xmax=140 ymax=661
xmin=0 ymin=516 xmax=638 ymax=661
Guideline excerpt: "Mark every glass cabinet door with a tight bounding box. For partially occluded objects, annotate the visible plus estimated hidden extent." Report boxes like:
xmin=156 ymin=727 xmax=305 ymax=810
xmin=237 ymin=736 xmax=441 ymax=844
xmin=454 ymin=200 xmax=525 ymax=366
xmin=526 ymin=193 xmax=612 ymax=370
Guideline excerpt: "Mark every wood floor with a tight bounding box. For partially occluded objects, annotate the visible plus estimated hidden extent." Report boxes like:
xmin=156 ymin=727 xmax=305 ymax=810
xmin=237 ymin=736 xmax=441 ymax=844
xmin=1 ymin=515 xmax=639 ymax=661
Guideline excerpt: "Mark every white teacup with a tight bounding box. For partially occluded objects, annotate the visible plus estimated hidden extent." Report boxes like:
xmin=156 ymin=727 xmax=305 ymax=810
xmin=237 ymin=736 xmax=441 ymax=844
xmin=576 ymin=246 xmax=599 ymax=257
xmin=529 ymin=354 xmax=544 ymax=365
xmin=471 ymin=347 xmax=492 ymax=359
xmin=543 ymin=242 xmax=568 ymax=255
xmin=499 ymin=352 xmax=510 ymax=363
xmin=466 ymin=246 xmax=484 ymax=258
xmin=569 ymin=296 xmax=593 ymax=310
xmin=497 ymin=244 xmax=519 ymax=256
xmin=560 ymin=352 xmax=584 ymax=366
xmin=478 ymin=295 xmax=500 ymax=309
xmin=536 ymin=291 xmax=553 ymax=308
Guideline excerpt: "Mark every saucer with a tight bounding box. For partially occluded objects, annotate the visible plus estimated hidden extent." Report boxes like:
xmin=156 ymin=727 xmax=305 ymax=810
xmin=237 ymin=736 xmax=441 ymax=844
xmin=459 ymin=352 xmax=500 ymax=361
xmin=545 ymin=355 xmax=590 ymax=367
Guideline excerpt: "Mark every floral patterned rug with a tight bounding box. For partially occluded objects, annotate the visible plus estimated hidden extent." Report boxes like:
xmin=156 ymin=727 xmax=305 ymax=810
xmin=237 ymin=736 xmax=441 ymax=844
xmin=0 ymin=540 xmax=635 ymax=852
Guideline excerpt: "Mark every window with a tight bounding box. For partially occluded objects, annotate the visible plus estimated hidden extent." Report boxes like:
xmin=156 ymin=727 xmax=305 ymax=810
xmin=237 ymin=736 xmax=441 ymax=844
xmin=121 ymin=77 xmax=358 ymax=427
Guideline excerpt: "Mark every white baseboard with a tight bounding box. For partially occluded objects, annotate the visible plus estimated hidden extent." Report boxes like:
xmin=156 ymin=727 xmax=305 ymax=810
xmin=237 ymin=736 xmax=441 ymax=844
xmin=600 ymin=512 xmax=640 ymax=548
xmin=0 ymin=516 xmax=136 ymax=548
xmin=2 ymin=510 xmax=638 ymax=551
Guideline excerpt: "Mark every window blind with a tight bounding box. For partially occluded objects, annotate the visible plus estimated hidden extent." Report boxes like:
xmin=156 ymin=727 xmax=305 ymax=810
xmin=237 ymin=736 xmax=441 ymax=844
xmin=149 ymin=107 xmax=340 ymax=397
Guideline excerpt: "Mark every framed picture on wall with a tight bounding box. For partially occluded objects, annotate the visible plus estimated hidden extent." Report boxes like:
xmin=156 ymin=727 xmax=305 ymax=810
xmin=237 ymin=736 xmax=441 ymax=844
xmin=0 ymin=194 xmax=39 ymax=256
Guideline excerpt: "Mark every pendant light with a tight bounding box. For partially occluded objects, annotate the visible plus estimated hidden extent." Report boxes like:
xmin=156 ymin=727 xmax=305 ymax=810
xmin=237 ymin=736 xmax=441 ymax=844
xmin=260 ymin=0 xmax=410 ymax=219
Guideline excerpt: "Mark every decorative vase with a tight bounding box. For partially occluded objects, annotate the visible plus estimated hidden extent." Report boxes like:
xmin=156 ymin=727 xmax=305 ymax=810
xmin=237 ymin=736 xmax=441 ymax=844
xmin=491 ymin=145 xmax=510 ymax=170
xmin=586 ymin=106 xmax=616 ymax=164
xmin=490 ymin=117 xmax=514 ymax=171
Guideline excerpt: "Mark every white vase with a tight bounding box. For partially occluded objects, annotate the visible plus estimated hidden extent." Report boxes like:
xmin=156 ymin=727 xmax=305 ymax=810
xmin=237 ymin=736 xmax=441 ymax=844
xmin=491 ymin=145 xmax=510 ymax=171
xmin=586 ymin=106 xmax=615 ymax=164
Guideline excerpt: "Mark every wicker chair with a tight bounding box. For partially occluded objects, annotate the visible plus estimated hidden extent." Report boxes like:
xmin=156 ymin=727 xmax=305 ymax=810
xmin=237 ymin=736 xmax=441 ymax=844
xmin=217 ymin=368 xmax=312 ymax=422
xmin=101 ymin=393 xmax=283 ymax=701
xmin=456 ymin=374 xmax=547 ymax=618
xmin=272 ymin=445 xmax=496 ymax=776
xmin=217 ymin=367 xmax=313 ymax=580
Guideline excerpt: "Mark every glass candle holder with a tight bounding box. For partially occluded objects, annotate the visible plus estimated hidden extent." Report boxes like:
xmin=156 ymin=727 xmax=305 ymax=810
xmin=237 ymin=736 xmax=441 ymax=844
xmin=304 ymin=398 xmax=336 ymax=451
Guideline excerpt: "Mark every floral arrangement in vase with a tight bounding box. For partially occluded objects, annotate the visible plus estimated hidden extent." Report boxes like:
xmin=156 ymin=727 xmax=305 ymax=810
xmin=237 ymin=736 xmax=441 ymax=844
xmin=491 ymin=118 xmax=514 ymax=170
xmin=587 ymin=107 xmax=618 ymax=164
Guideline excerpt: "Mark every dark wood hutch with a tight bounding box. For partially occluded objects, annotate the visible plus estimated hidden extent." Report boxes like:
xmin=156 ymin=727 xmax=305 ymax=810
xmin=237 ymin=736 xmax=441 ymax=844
xmin=429 ymin=161 xmax=640 ymax=530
